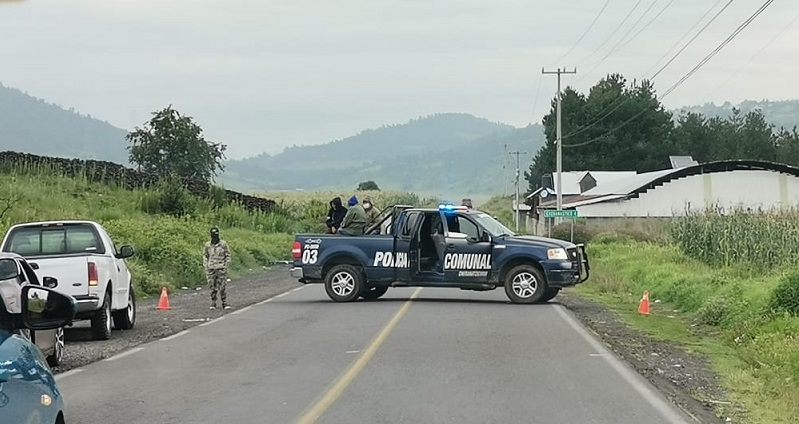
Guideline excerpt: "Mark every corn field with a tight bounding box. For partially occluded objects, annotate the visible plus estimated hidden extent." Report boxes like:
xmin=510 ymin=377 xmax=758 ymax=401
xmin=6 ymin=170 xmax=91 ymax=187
xmin=671 ymin=209 xmax=799 ymax=268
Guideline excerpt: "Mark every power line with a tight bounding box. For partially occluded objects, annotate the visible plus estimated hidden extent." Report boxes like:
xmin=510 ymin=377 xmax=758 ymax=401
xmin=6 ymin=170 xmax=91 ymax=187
xmin=613 ymin=0 xmax=676 ymax=53
xmin=584 ymin=0 xmax=661 ymax=72
xmin=642 ymin=0 xmax=726 ymax=77
xmin=661 ymin=0 xmax=775 ymax=98
xmin=562 ymin=0 xmax=776 ymax=148
xmin=550 ymin=0 xmax=612 ymax=66
xmin=649 ymin=0 xmax=733 ymax=80
xmin=574 ymin=0 xmax=643 ymax=67
xmin=706 ymin=8 xmax=799 ymax=98
xmin=558 ymin=1 xmax=733 ymax=141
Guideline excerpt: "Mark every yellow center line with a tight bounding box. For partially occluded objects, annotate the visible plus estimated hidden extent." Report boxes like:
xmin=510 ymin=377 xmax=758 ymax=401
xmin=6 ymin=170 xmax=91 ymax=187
xmin=294 ymin=287 xmax=423 ymax=424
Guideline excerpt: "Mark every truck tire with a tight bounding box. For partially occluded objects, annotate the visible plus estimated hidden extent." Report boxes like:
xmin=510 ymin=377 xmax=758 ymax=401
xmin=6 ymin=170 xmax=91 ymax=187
xmin=360 ymin=285 xmax=389 ymax=300
xmin=91 ymin=292 xmax=113 ymax=340
xmin=324 ymin=264 xmax=364 ymax=302
xmin=540 ymin=287 xmax=561 ymax=303
xmin=504 ymin=264 xmax=547 ymax=304
xmin=112 ymin=286 xmax=136 ymax=330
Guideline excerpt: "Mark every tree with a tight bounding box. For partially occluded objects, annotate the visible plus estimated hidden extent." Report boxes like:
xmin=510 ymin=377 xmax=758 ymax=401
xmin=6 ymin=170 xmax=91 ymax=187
xmin=525 ymin=74 xmax=675 ymax=195
xmin=357 ymin=180 xmax=380 ymax=191
xmin=127 ymin=105 xmax=226 ymax=183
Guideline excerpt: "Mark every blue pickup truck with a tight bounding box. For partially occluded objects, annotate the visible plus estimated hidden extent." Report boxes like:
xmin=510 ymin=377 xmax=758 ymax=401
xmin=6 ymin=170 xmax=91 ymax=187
xmin=290 ymin=203 xmax=589 ymax=304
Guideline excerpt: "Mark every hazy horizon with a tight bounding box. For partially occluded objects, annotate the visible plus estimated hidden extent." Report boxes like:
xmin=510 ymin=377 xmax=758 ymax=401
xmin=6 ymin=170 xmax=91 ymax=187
xmin=2 ymin=0 xmax=797 ymax=159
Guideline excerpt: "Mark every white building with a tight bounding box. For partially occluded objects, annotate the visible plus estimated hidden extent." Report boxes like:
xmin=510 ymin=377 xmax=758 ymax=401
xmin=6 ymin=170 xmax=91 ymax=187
xmin=522 ymin=158 xmax=799 ymax=235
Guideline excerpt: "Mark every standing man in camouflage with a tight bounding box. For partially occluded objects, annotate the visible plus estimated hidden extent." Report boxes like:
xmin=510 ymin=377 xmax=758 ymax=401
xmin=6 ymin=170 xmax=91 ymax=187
xmin=203 ymin=227 xmax=231 ymax=310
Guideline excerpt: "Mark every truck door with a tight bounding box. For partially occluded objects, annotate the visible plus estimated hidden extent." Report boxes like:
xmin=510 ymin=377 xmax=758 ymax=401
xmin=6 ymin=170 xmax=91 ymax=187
xmin=442 ymin=213 xmax=493 ymax=283
xmin=392 ymin=211 xmax=420 ymax=282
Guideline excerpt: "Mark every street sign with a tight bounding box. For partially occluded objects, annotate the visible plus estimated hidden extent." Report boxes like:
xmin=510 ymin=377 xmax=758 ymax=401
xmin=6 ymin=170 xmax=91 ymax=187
xmin=544 ymin=209 xmax=578 ymax=218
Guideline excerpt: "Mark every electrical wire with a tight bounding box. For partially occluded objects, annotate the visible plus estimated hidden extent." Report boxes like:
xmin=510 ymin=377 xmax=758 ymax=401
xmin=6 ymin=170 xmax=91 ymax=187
xmin=642 ymin=0 xmax=726 ymax=77
xmin=562 ymin=0 xmax=776 ymax=148
xmin=574 ymin=0 xmax=643 ymax=67
xmin=613 ymin=0 xmax=676 ymax=53
xmin=550 ymin=0 xmax=612 ymax=67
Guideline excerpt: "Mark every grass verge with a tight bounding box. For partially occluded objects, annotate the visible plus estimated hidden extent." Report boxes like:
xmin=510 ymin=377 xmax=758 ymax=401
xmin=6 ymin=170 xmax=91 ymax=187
xmin=577 ymin=240 xmax=799 ymax=423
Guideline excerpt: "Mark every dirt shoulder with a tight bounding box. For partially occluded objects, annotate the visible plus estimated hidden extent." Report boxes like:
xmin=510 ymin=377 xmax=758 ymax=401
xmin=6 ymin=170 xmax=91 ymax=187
xmin=56 ymin=265 xmax=303 ymax=374
xmin=559 ymin=291 xmax=736 ymax=424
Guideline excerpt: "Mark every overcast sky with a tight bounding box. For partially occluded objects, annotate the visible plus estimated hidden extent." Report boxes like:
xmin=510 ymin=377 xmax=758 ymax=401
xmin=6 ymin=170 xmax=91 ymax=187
xmin=1 ymin=0 xmax=797 ymax=159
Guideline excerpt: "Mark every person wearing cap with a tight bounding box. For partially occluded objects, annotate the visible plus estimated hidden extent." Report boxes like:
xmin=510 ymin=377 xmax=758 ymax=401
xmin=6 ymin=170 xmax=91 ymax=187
xmin=338 ymin=195 xmax=369 ymax=236
xmin=203 ymin=227 xmax=231 ymax=310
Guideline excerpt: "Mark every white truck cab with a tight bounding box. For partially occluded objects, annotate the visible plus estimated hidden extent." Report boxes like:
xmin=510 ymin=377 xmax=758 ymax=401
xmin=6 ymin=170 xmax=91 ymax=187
xmin=0 ymin=220 xmax=136 ymax=340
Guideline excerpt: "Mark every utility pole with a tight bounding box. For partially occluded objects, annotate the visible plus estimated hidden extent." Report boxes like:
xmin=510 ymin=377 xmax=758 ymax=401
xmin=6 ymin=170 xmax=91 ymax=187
xmin=502 ymin=143 xmax=509 ymax=196
xmin=509 ymin=150 xmax=528 ymax=232
xmin=542 ymin=67 xmax=576 ymax=225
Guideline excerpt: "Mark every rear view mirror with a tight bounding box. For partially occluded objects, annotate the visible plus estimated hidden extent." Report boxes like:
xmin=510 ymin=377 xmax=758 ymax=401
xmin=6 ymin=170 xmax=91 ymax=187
xmin=0 ymin=258 xmax=19 ymax=281
xmin=43 ymin=276 xmax=58 ymax=288
xmin=116 ymin=245 xmax=135 ymax=259
xmin=20 ymin=286 xmax=76 ymax=331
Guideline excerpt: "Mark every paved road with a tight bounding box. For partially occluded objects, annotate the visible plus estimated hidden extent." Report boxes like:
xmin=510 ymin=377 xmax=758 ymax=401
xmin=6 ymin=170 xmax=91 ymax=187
xmin=56 ymin=284 xmax=696 ymax=424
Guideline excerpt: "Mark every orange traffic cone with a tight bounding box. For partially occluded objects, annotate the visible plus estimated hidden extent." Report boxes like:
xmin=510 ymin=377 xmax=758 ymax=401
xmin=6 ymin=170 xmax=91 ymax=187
xmin=157 ymin=287 xmax=171 ymax=310
xmin=638 ymin=290 xmax=650 ymax=315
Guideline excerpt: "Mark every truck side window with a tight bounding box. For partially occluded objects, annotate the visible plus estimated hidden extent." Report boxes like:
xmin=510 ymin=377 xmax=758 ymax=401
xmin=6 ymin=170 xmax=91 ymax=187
xmin=402 ymin=212 xmax=420 ymax=237
xmin=449 ymin=216 xmax=480 ymax=240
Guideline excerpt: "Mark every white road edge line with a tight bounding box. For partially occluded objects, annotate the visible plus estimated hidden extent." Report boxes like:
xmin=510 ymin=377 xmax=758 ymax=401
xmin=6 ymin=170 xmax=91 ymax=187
xmin=291 ymin=286 xmax=304 ymax=292
xmin=104 ymin=347 xmax=145 ymax=362
xmin=230 ymin=305 xmax=253 ymax=315
xmin=199 ymin=317 xmax=225 ymax=327
xmin=55 ymin=368 xmax=84 ymax=381
xmin=160 ymin=330 xmax=190 ymax=341
xmin=553 ymin=304 xmax=694 ymax=424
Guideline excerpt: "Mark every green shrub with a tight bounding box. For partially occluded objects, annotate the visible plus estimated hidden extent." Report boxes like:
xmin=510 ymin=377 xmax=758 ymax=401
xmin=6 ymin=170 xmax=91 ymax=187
xmin=769 ymin=272 xmax=799 ymax=317
xmin=550 ymin=222 xmax=594 ymax=244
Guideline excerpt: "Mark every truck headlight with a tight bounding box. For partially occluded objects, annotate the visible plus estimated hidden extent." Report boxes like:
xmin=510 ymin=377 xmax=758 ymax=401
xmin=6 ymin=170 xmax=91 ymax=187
xmin=547 ymin=248 xmax=568 ymax=260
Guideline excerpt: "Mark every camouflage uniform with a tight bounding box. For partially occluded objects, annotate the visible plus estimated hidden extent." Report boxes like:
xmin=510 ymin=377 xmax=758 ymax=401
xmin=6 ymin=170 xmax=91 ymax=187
xmin=203 ymin=235 xmax=231 ymax=309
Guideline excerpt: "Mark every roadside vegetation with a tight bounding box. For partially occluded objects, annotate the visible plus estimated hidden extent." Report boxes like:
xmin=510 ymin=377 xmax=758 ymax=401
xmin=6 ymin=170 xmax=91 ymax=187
xmin=0 ymin=162 xmax=434 ymax=298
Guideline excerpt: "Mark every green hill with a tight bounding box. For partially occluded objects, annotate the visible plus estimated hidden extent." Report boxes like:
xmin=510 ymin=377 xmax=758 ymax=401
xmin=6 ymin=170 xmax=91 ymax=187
xmin=0 ymin=83 xmax=130 ymax=164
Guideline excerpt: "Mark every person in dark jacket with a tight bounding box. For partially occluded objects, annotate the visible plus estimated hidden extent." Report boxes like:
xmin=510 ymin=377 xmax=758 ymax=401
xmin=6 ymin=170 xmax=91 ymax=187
xmin=325 ymin=197 xmax=347 ymax=234
xmin=339 ymin=195 xmax=369 ymax=236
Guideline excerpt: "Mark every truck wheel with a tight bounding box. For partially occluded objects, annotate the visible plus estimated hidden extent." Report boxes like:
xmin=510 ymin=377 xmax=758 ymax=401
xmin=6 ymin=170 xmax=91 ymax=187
xmin=540 ymin=287 xmax=561 ymax=303
xmin=360 ymin=285 xmax=389 ymax=300
xmin=46 ymin=327 xmax=65 ymax=368
xmin=504 ymin=264 xmax=547 ymax=304
xmin=112 ymin=286 xmax=136 ymax=330
xmin=91 ymin=292 xmax=113 ymax=340
xmin=324 ymin=264 xmax=364 ymax=302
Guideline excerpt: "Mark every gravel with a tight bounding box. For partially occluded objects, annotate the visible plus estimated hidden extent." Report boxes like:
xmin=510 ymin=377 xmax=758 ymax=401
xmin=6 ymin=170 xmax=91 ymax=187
xmin=558 ymin=291 xmax=746 ymax=423
xmin=54 ymin=264 xmax=302 ymax=374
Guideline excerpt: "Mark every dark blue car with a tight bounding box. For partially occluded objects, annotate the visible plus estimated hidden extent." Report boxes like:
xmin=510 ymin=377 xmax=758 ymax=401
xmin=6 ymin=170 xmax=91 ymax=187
xmin=0 ymin=264 xmax=77 ymax=424
xmin=290 ymin=204 xmax=589 ymax=304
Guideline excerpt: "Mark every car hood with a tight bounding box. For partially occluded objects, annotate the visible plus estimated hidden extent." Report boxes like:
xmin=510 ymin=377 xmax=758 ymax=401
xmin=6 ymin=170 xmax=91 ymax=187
xmin=502 ymin=235 xmax=576 ymax=250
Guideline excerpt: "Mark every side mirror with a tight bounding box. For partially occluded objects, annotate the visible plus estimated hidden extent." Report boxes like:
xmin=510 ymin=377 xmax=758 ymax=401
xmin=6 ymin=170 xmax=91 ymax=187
xmin=20 ymin=286 xmax=76 ymax=331
xmin=29 ymin=262 xmax=39 ymax=270
xmin=480 ymin=232 xmax=492 ymax=243
xmin=43 ymin=276 xmax=58 ymax=288
xmin=116 ymin=245 xmax=135 ymax=259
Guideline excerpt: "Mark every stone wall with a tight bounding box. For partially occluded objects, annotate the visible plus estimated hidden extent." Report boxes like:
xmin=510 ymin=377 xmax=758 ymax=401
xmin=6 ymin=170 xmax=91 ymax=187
xmin=0 ymin=151 xmax=276 ymax=213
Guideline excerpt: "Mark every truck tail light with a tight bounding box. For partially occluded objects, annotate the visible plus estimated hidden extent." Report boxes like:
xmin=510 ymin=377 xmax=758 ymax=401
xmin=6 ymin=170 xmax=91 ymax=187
xmin=292 ymin=241 xmax=302 ymax=259
xmin=88 ymin=262 xmax=99 ymax=286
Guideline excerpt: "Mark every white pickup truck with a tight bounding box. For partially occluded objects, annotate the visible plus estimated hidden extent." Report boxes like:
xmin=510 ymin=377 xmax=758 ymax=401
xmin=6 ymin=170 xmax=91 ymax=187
xmin=0 ymin=220 xmax=137 ymax=340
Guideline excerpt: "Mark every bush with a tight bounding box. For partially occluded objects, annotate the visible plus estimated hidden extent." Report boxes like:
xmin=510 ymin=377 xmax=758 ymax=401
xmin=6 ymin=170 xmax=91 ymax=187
xmin=550 ymin=222 xmax=594 ymax=244
xmin=768 ymin=272 xmax=799 ymax=317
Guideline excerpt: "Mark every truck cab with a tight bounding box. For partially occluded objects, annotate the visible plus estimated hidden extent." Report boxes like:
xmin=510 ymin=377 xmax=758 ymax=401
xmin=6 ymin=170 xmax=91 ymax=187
xmin=291 ymin=203 xmax=589 ymax=304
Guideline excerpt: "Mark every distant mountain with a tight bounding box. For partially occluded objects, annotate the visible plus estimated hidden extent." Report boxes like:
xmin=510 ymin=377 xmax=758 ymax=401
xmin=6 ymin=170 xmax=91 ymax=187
xmin=674 ymin=99 xmax=799 ymax=130
xmin=0 ymin=83 xmax=130 ymax=164
xmin=219 ymin=114 xmax=544 ymax=198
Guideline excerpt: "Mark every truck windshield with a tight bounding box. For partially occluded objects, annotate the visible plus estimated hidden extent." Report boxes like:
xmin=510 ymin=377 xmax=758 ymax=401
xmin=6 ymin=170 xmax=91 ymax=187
xmin=3 ymin=224 xmax=105 ymax=257
xmin=471 ymin=212 xmax=516 ymax=238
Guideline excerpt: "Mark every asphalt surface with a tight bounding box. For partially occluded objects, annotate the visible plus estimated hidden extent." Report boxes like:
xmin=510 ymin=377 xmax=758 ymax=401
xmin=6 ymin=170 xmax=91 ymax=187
xmin=56 ymin=284 xmax=697 ymax=424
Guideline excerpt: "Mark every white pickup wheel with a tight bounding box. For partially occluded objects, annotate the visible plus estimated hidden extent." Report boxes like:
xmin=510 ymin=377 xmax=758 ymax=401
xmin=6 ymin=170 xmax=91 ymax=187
xmin=112 ymin=286 xmax=136 ymax=330
xmin=91 ymin=292 xmax=113 ymax=340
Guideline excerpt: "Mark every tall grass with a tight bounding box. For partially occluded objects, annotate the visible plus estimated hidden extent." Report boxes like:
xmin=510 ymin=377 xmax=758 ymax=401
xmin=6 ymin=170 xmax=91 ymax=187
xmin=671 ymin=209 xmax=799 ymax=268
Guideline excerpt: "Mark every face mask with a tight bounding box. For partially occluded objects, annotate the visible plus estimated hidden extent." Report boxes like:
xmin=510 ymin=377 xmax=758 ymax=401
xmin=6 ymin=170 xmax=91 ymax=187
xmin=363 ymin=202 xmax=371 ymax=209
